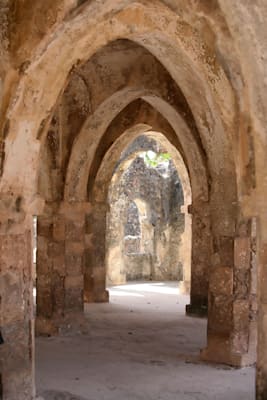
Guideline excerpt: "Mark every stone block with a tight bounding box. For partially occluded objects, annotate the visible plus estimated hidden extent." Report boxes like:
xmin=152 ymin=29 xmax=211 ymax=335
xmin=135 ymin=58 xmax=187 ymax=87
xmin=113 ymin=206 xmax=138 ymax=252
xmin=84 ymin=248 xmax=93 ymax=268
xmin=35 ymin=317 xmax=58 ymax=336
xmin=65 ymin=275 xmax=83 ymax=289
xmin=190 ymin=262 xmax=209 ymax=301
xmin=85 ymin=213 xmax=105 ymax=235
xmin=93 ymin=288 xmax=109 ymax=303
xmin=209 ymin=266 xmax=233 ymax=296
xmin=259 ymin=252 xmax=267 ymax=303
xmin=200 ymin=334 xmax=252 ymax=367
xmin=234 ymin=269 xmax=250 ymax=299
xmin=36 ymin=286 xmax=53 ymax=318
xmin=190 ymin=293 xmax=208 ymax=308
xmin=218 ymin=236 xmax=234 ymax=266
xmin=231 ymin=300 xmax=249 ymax=353
xmin=65 ymin=288 xmax=83 ymax=312
xmin=85 ymin=245 xmax=104 ymax=266
xmin=84 ymin=273 xmax=94 ymax=303
xmin=185 ymin=303 xmax=208 ymax=317
xmin=36 ymin=274 xmax=52 ymax=288
xmin=59 ymin=201 xmax=92 ymax=216
xmin=65 ymin=241 xmax=84 ymax=255
xmin=1 ymin=271 xmax=24 ymax=325
xmin=92 ymin=266 xmax=105 ymax=284
xmin=1 ymin=318 xmax=35 ymax=399
xmin=65 ymin=254 xmax=83 ymax=276
xmin=37 ymin=236 xmax=48 ymax=254
xmin=208 ymin=293 xmax=232 ymax=334
xmin=47 ymin=241 xmax=65 ymax=258
xmin=66 ymin=220 xmax=84 ymax=242
xmin=37 ymin=217 xmax=53 ymax=237
xmin=250 ymin=251 xmax=257 ymax=295
xmin=51 ymin=272 xmax=65 ymax=315
xmin=234 ymin=237 xmax=251 ymax=270
xmin=52 ymin=254 xmax=66 ymax=276
xmin=250 ymin=296 xmax=258 ymax=312
xmin=237 ymin=220 xmax=250 ymax=237
xmin=53 ymin=218 xmax=65 ymax=241
xmin=201 ymin=334 xmax=231 ymax=362
xmin=36 ymin=256 xmax=52 ymax=275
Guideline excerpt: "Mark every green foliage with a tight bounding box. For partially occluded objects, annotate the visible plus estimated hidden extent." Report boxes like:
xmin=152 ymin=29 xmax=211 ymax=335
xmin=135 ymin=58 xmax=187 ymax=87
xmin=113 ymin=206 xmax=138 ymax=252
xmin=143 ymin=151 xmax=171 ymax=168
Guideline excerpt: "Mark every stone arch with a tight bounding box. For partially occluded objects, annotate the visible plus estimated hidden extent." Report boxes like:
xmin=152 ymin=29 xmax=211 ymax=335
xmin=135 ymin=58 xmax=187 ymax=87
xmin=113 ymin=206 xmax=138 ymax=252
xmin=3 ymin=5 xmax=240 ymax=326
xmin=63 ymin=89 xmax=212 ymax=312
xmin=2 ymin=3 xmax=263 ymax=399
xmin=101 ymin=130 xmax=192 ymax=290
xmin=1 ymin=0 xmax=236 ymax=205
xmin=64 ymin=88 xmax=207 ymax=203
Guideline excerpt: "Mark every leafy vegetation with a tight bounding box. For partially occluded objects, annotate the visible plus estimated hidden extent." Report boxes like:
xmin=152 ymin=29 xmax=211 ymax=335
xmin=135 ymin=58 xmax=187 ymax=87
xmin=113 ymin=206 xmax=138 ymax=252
xmin=142 ymin=151 xmax=171 ymax=168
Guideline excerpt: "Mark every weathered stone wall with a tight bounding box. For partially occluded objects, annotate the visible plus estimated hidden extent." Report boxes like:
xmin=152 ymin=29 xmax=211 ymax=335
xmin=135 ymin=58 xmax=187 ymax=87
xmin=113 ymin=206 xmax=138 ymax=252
xmin=36 ymin=202 xmax=89 ymax=335
xmin=0 ymin=1 xmax=266 ymax=398
xmin=107 ymin=149 xmax=187 ymax=284
xmin=84 ymin=202 xmax=109 ymax=303
xmin=0 ymin=195 xmax=35 ymax=400
xmin=202 ymin=217 xmax=258 ymax=366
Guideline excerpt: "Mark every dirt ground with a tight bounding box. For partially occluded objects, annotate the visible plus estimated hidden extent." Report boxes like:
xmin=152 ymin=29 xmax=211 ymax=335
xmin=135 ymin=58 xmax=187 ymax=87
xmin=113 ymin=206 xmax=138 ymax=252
xmin=36 ymin=282 xmax=255 ymax=400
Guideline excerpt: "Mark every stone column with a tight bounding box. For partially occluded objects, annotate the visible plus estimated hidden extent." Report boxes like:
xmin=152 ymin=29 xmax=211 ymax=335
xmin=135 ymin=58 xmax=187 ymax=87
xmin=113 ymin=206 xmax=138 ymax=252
xmin=186 ymin=202 xmax=211 ymax=316
xmin=178 ymin=210 xmax=192 ymax=294
xmin=0 ymin=197 xmax=35 ymax=399
xmin=106 ymin=198 xmax=126 ymax=286
xmin=36 ymin=202 xmax=89 ymax=335
xmin=201 ymin=218 xmax=257 ymax=367
xmin=256 ymin=220 xmax=267 ymax=399
xmin=84 ymin=202 xmax=109 ymax=303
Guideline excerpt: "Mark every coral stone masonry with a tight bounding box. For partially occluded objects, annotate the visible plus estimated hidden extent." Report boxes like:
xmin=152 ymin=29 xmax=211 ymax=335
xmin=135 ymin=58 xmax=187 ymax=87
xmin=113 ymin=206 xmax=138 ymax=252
xmin=0 ymin=1 xmax=267 ymax=399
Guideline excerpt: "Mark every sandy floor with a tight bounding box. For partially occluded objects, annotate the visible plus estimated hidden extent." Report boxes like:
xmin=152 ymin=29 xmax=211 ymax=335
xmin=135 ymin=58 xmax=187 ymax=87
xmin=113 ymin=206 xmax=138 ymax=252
xmin=36 ymin=282 xmax=255 ymax=400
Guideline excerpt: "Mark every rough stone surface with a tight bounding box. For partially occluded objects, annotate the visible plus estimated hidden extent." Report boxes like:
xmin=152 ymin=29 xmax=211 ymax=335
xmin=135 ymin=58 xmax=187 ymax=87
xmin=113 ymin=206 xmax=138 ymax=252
xmin=0 ymin=219 xmax=35 ymax=400
xmin=0 ymin=1 xmax=266 ymax=398
xmin=36 ymin=206 xmax=86 ymax=335
xmin=106 ymin=144 xmax=187 ymax=285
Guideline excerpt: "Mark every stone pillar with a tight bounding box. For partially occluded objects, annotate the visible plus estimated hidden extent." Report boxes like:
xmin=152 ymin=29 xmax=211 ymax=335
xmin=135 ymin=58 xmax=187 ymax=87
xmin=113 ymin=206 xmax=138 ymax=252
xmin=106 ymin=198 xmax=126 ymax=286
xmin=0 ymin=198 xmax=35 ymax=399
xmin=84 ymin=202 xmax=109 ymax=303
xmin=36 ymin=202 xmax=89 ymax=335
xmin=256 ymin=222 xmax=267 ymax=399
xmin=201 ymin=218 xmax=257 ymax=367
xmin=186 ymin=203 xmax=211 ymax=316
xmin=178 ymin=210 xmax=192 ymax=294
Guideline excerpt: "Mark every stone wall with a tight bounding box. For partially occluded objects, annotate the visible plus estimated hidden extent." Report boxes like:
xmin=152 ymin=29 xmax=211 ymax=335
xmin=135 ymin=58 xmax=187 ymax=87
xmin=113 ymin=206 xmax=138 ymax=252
xmin=36 ymin=202 xmax=89 ymax=335
xmin=107 ymin=147 xmax=188 ymax=285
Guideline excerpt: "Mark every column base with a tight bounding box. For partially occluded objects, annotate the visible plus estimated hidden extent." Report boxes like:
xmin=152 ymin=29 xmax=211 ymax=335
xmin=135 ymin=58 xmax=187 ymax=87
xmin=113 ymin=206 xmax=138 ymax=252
xmin=1 ymin=320 xmax=35 ymax=400
xmin=84 ymin=289 xmax=109 ymax=303
xmin=35 ymin=317 xmax=59 ymax=336
xmin=186 ymin=303 xmax=208 ymax=318
xmin=35 ymin=311 xmax=89 ymax=336
xmin=201 ymin=336 xmax=256 ymax=367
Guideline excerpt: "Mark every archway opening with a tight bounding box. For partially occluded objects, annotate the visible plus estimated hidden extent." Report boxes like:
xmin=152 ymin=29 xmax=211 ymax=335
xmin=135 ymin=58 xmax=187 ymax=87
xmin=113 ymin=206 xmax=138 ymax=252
xmin=32 ymin=35 xmax=255 ymax=391
xmin=105 ymin=135 xmax=192 ymax=294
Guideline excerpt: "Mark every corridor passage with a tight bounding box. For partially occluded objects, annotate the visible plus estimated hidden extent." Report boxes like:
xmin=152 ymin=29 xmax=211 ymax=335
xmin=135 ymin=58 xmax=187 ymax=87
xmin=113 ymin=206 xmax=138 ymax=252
xmin=36 ymin=282 xmax=255 ymax=400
